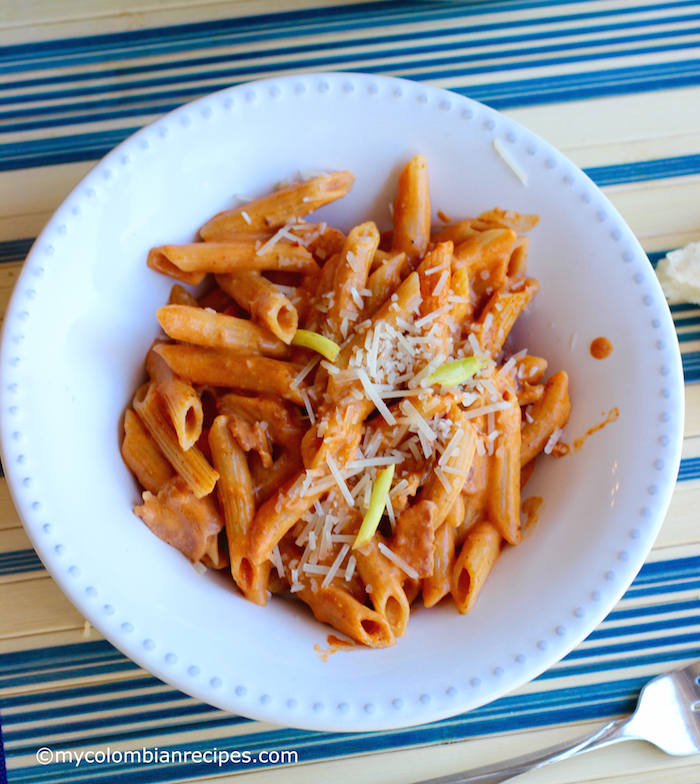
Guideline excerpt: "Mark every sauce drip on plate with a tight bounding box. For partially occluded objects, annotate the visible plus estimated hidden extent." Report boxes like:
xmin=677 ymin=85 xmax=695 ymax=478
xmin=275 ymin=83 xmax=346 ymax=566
xmin=553 ymin=407 xmax=619 ymax=456
xmin=590 ymin=337 xmax=613 ymax=359
xmin=314 ymin=634 xmax=355 ymax=661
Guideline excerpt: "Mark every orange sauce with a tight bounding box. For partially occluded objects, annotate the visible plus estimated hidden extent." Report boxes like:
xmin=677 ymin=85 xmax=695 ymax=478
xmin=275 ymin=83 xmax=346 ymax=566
xmin=549 ymin=408 xmax=619 ymax=458
xmin=314 ymin=634 xmax=355 ymax=662
xmin=590 ymin=337 xmax=613 ymax=359
xmin=521 ymin=496 xmax=544 ymax=537
xmin=573 ymin=407 xmax=619 ymax=452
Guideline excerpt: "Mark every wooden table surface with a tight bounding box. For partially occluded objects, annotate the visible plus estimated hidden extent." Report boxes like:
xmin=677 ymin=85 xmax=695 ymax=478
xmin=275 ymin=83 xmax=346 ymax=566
xmin=1 ymin=1 xmax=699 ymax=782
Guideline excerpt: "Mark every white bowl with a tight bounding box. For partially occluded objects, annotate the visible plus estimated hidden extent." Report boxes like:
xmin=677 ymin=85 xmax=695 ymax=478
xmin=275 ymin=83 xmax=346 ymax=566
xmin=0 ymin=73 xmax=683 ymax=732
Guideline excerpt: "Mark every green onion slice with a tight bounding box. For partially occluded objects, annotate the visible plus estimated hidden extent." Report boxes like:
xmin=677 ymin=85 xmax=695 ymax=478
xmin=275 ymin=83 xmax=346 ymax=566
xmin=291 ymin=329 xmax=340 ymax=362
xmin=428 ymin=356 xmax=487 ymax=387
xmin=352 ymin=464 xmax=395 ymax=550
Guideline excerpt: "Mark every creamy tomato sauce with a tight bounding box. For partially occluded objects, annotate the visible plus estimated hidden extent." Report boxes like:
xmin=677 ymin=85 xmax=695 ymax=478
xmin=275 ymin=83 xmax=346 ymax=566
xmin=590 ymin=336 xmax=613 ymax=359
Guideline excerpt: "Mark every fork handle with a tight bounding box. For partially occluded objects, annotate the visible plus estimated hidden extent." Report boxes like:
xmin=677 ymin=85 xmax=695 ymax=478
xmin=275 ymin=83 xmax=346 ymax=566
xmin=416 ymin=716 xmax=631 ymax=784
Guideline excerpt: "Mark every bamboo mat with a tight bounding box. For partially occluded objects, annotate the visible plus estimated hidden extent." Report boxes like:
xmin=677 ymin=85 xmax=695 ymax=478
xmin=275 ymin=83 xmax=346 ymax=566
xmin=1 ymin=1 xmax=700 ymax=782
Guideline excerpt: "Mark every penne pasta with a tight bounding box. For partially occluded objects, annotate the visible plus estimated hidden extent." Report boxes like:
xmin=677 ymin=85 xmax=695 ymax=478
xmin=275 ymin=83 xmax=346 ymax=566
xmin=199 ymin=171 xmax=355 ymax=239
xmin=146 ymin=344 xmax=204 ymax=451
xmin=520 ymin=370 xmax=571 ymax=466
xmin=391 ymin=154 xmax=431 ymax=265
xmin=324 ymin=221 xmax=379 ymax=342
xmin=152 ymin=343 xmax=308 ymax=405
xmin=451 ymin=519 xmax=502 ymax=614
xmin=209 ymin=416 xmax=270 ymax=605
xmin=122 ymin=409 xmax=175 ymax=494
xmin=422 ymin=520 xmax=458 ymax=608
xmin=148 ymin=240 xmax=319 ymax=277
xmin=156 ymin=304 xmax=289 ymax=358
xmin=216 ymin=272 xmax=298 ymax=344
xmin=124 ymin=158 xmax=572 ymax=647
xmin=486 ymin=378 xmax=522 ymax=545
xmin=133 ymin=383 xmax=219 ymax=499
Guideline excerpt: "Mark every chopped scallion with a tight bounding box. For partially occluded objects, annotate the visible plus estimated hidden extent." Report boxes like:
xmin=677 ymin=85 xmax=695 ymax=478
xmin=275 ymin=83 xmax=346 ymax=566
xmin=352 ymin=465 xmax=395 ymax=550
xmin=428 ymin=356 xmax=486 ymax=387
xmin=291 ymin=329 xmax=340 ymax=362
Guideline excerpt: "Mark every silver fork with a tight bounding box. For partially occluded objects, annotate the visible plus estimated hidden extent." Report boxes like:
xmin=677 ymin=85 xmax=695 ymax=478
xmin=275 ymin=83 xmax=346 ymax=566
xmin=417 ymin=660 xmax=700 ymax=784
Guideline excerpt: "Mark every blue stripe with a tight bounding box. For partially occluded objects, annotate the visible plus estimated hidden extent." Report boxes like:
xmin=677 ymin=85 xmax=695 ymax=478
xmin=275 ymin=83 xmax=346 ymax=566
xmin=6 ymin=10 xmax=700 ymax=98
xmin=679 ymin=456 xmax=700 ymax=481
xmin=0 ymin=551 xmax=43 ymax=578
xmin=542 ymin=645 xmax=700 ymax=678
xmin=682 ymin=351 xmax=700 ymax=382
xmin=0 ymin=678 xmax=655 ymax=783
xmin=632 ymin=554 xmax=700 ymax=584
xmin=0 ymin=685 xmax=204 ymax=726
xmin=674 ymin=314 xmax=700 ymax=328
xmin=585 ymin=154 xmax=700 ymax=187
xmin=0 ymin=676 xmax=166 ymax=710
xmin=0 ymin=239 xmax=32 ymax=265
xmin=4 ymin=36 xmax=700 ymax=136
xmin=4 ymin=18 xmax=700 ymax=111
xmin=453 ymin=57 xmax=700 ymax=109
xmin=3 ymin=0 xmax=698 ymax=74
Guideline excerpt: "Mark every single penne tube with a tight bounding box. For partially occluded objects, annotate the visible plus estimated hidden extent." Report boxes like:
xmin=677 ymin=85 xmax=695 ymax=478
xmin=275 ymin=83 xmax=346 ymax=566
xmin=149 ymin=241 xmax=319 ymax=276
xmin=133 ymin=384 xmax=219 ymax=498
xmin=209 ymin=416 xmax=270 ymax=605
xmin=134 ymin=476 xmax=223 ymax=563
xmin=391 ymin=154 xmax=431 ymax=265
xmin=478 ymin=207 xmax=539 ymax=233
xmin=146 ymin=345 xmax=204 ymax=451
xmin=362 ymin=252 xmax=405 ymax=317
xmin=289 ymin=563 xmax=396 ymax=648
xmin=199 ymin=171 xmax=355 ymax=239
xmin=216 ymin=272 xmax=298 ymax=343
xmin=169 ymin=284 xmax=199 ymax=307
xmin=453 ymin=227 xmax=517 ymax=267
xmin=152 ymin=343 xmax=308 ymax=405
xmin=354 ymin=536 xmax=411 ymax=637
xmin=415 ymin=241 xmax=453 ymax=368
xmin=156 ymin=304 xmax=289 ymax=358
xmin=421 ymin=410 xmax=477 ymax=526
xmin=147 ymin=249 xmax=206 ymax=285
xmin=248 ymin=472 xmax=324 ymax=564
xmin=451 ymin=519 xmax=502 ymax=614
xmin=486 ymin=379 xmax=522 ymax=545
xmin=121 ymin=408 xmax=175 ymax=493
xmin=476 ymin=278 xmax=539 ymax=358
xmin=324 ymin=221 xmax=380 ymax=342
xmin=520 ymin=370 xmax=571 ymax=466
xmin=422 ymin=520 xmax=458 ymax=608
